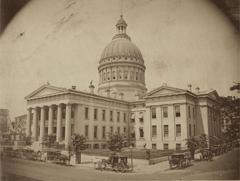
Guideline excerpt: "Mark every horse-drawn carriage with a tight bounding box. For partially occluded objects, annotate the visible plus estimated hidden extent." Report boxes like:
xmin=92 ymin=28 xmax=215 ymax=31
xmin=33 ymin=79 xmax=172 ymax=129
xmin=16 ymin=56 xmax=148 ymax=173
xmin=96 ymin=153 xmax=130 ymax=172
xmin=168 ymin=152 xmax=191 ymax=169
xmin=44 ymin=149 xmax=71 ymax=165
xmin=200 ymin=148 xmax=213 ymax=161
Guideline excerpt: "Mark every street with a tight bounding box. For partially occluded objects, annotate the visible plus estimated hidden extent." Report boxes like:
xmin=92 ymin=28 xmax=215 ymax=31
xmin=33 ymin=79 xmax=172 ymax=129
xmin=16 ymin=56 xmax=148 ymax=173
xmin=1 ymin=148 xmax=239 ymax=181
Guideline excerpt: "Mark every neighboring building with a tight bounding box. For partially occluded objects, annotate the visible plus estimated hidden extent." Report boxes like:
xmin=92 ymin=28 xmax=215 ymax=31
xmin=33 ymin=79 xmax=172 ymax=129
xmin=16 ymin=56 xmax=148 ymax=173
xmin=0 ymin=109 xmax=10 ymax=134
xmin=24 ymin=16 xmax=221 ymax=150
xmin=14 ymin=114 xmax=27 ymax=134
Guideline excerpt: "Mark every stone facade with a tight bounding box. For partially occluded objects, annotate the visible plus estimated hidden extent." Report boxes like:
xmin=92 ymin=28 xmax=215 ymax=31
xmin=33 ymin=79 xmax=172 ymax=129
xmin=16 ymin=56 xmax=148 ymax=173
xmin=24 ymin=16 xmax=221 ymax=150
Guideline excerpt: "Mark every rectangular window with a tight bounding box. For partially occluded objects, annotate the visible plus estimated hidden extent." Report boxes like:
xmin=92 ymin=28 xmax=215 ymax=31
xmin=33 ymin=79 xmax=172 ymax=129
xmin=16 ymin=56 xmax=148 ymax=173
xmin=176 ymin=143 xmax=181 ymax=151
xmin=110 ymin=126 xmax=113 ymax=134
xmin=176 ymin=124 xmax=181 ymax=137
xmin=189 ymin=124 xmax=192 ymax=137
xmin=110 ymin=110 xmax=113 ymax=121
xmin=188 ymin=106 xmax=191 ymax=118
xmin=123 ymin=127 xmax=126 ymax=134
xmin=163 ymin=107 xmax=168 ymax=118
xmin=102 ymin=126 xmax=106 ymax=139
xmin=85 ymin=125 xmax=88 ymax=137
xmin=94 ymin=126 xmax=98 ymax=139
xmin=62 ymin=107 xmax=66 ymax=119
xmin=71 ymin=106 xmax=75 ymax=119
xmin=94 ymin=108 xmax=98 ymax=120
xmin=139 ymin=112 xmax=144 ymax=123
xmin=102 ymin=110 xmax=105 ymax=121
xmin=53 ymin=127 xmax=56 ymax=134
xmin=85 ymin=107 xmax=89 ymax=119
xmin=192 ymin=107 xmax=195 ymax=119
xmin=123 ymin=113 xmax=126 ymax=122
xmin=117 ymin=112 xmax=120 ymax=122
xmin=163 ymin=143 xmax=168 ymax=150
xmin=71 ymin=125 xmax=74 ymax=135
xmin=151 ymin=107 xmax=156 ymax=119
xmin=139 ymin=127 xmax=144 ymax=138
xmin=45 ymin=108 xmax=49 ymax=120
xmin=93 ymin=143 xmax=99 ymax=149
xmin=164 ymin=125 xmax=169 ymax=137
xmin=152 ymin=144 xmax=157 ymax=150
xmin=175 ymin=105 xmax=181 ymax=117
xmin=131 ymin=113 xmax=135 ymax=123
xmin=152 ymin=125 xmax=157 ymax=137
xmin=53 ymin=108 xmax=57 ymax=120
xmin=193 ymin=124 xmax=196 ymax=136
xmin=117 ymin=127 xmax=120 ymax=134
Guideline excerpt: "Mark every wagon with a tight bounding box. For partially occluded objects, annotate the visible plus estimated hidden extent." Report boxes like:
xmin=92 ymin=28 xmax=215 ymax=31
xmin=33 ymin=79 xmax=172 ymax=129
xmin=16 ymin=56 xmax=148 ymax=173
xmin=97 ymin=153 xmax=130 ymax=172
xmin=169 ymin=152 xmax=191 ymax=169
xmin=200 ymin=148 xmax=213 ymax=161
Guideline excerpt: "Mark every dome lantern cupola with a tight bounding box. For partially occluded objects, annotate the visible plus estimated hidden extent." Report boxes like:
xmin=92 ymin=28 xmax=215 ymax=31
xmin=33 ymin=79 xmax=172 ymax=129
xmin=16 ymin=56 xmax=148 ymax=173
xmin=116 ymin=15 xmax=127 ymax=34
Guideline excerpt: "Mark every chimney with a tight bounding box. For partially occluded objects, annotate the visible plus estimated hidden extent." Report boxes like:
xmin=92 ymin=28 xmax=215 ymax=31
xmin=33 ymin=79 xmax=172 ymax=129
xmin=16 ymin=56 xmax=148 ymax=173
xmin=195 ymin=87 xmax=200 ymax=94
xmin=106 ymin=89 xmax=110 ymax=97
xmin=187 ymin=84 xmax=192 ymax=91
xmin=89 ymin=82 xmax=95 ymax=94
xmin=72 ymin=85 xmax=76 ymax=90
xmin=119 ymin=92 xmax=124 ymax=100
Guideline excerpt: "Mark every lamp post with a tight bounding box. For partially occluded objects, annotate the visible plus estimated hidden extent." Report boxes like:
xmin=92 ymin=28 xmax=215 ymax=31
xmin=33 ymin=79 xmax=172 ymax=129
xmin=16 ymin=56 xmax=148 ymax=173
xmin=130 ymin=145 xmax=133 ymax=171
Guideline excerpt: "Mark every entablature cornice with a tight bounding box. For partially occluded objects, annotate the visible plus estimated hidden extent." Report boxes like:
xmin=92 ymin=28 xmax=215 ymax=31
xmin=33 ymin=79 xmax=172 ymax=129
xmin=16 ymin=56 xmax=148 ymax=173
xmin=98 ymin=61 xmax=146 ymax=71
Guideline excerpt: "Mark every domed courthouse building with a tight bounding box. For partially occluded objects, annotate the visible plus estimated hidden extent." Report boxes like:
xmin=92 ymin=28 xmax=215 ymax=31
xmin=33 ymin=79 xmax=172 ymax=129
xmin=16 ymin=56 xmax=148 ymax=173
xmin=25 ymin=16 xmax=221 ymax=150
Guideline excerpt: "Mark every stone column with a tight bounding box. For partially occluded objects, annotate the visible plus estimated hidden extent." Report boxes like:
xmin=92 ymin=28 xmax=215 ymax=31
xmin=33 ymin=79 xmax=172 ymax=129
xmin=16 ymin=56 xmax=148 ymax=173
xmin=26 ymin=108 xmax=32 ymax=137
xmin=56 ymin=104 xmax=62 ymax=142
xmin=39 ymin=107 xmax=45 ymax=141
xmin=65 ymin=104 xmax=71 ymax=148
xmin=48 ymin=106 xmax=53 ymax=135
xmin=32 ymin=107 xmax=38 ymax=141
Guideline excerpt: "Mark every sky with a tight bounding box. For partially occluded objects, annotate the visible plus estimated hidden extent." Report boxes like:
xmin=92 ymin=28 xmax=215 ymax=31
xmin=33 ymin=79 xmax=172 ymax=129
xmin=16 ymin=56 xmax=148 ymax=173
xmin=0 ymin=0 xmax=239 ymax=119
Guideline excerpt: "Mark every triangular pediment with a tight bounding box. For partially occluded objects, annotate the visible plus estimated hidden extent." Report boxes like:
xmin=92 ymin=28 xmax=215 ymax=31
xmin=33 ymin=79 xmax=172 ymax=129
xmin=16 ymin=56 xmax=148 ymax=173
xmin=146 ymin=86 xmax=187 ymax=97
xmin=207 ymin=90 xmax=219 ymax=101
xmin=25 ymin=84 xmax=67 ymax=99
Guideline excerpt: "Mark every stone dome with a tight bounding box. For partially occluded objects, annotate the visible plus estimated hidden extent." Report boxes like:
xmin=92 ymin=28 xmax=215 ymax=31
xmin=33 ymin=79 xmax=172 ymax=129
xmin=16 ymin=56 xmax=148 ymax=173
xmin=100 ymin=37 xmax=143 ymax=61
xmin=98 ymin=15 xmax=147 ymax=101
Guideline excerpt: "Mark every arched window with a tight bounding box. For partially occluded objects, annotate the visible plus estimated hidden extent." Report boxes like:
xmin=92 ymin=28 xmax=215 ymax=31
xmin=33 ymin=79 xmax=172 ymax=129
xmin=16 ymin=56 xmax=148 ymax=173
xmin=130 ymin=71 xmax=134 ymax=80
xmin=124 ymin=71 xmax=128 ymax=80
xmin=107 ymin=72 xmax=110 ymax=81
xmin=118 ymin=70 xmax=122 ymax=79
xmin=103 ymin=73 xmax=106 ymax=81
xmin=136 ymin=71 xmax=138 ymax=80
xmin=112 ymin=71 xmax=116 ymax=80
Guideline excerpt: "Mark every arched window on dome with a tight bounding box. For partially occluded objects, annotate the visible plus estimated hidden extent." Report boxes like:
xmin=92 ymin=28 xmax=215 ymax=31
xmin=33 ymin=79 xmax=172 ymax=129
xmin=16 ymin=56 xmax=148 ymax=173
xmin=103 ymin=73 xmax=106 ymax=81
xmin=124 ymin=71 xmax=128 ymax=80
xmin=136 ymin=71 xmax=139 ymax=81
xmin=130 ymin=71 xmax=134 ymax=80
xmin=118 ymin=70 xmax=122 ymax=80
xmin=112 ymin=71 xmax=116 ymax=80
xmin=107 ymin=72 xmax=111 ymax=81
xmin=139 ymin=71 xmax=142 ymax=81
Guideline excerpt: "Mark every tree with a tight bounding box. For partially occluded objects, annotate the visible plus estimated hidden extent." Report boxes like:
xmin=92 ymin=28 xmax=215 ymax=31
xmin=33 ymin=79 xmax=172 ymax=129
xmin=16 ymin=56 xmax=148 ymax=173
xmin=185 ymin=137 xmax=199 ymax=160
xmin=107 ymin=133 xmax=127 ymax=152
xmin=198 ymin=134 xmax=208 ymax=149
xmin=71 ymin=134 xmax=87 ymax=164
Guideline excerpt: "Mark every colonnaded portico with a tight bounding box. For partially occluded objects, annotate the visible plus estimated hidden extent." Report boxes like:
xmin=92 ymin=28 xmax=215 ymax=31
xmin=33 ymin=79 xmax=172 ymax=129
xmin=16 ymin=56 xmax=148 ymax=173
xmin=26 ymin=103 xmax=75 ymax=148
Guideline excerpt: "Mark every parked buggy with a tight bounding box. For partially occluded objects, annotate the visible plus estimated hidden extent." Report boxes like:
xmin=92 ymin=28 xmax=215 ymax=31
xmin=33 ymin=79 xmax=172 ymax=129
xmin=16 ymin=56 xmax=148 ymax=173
xmin=168 ymin=152 xmax=191 ymax=169
xmin=97 ymin=153 xmax=130 ymax=172
xmin=200 ymin=148 xmax=213 ymax=161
